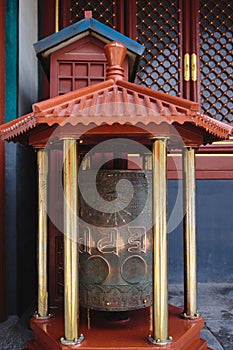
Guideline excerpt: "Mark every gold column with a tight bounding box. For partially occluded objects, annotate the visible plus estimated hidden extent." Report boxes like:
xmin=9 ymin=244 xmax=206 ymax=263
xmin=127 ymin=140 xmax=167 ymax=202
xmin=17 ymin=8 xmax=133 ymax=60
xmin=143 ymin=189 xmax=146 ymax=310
xmin=149 ymin=138 xmax=172 ymax=345
xmin=182 ymin=147 xmax=199 ymax=319
xmin=35 ymin=148 xmax=50 ymax=319
xmin=55 ymin=0 xmax=59 ymax=32
xmin=60 ymin=138 xmax=84 ymax=345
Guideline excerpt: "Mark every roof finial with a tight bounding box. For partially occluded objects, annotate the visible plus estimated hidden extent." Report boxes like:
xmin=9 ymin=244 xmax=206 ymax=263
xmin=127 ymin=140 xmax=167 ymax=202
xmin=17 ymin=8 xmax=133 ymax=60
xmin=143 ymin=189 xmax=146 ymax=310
xmin=84 ymin=10 xmax=92 ymax=18
xmin=104 ymin=41 xmax=126 ymax=81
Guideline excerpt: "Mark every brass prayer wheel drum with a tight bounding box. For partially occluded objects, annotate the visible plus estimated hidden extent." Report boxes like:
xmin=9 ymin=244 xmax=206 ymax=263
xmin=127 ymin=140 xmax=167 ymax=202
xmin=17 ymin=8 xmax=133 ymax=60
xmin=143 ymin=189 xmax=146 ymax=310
xmin=79 ymin=170 xmax=152 ymax=311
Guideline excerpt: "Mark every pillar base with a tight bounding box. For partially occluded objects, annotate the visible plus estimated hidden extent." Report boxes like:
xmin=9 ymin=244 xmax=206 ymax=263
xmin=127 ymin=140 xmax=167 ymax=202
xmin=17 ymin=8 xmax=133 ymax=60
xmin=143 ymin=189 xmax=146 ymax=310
xmin=26 ymin=305 xmax=212 ymax=350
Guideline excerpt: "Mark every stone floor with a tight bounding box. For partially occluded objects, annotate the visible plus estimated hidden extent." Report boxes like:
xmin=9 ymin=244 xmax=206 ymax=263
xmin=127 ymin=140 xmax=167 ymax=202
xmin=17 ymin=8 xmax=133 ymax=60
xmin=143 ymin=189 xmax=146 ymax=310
xmin=0 ymin=283 xmax=232 ymax=350
xmin=169 ymin=283 xmax=233 ymax=350
xmin=0 ymin=315 xmax=33 ymax=350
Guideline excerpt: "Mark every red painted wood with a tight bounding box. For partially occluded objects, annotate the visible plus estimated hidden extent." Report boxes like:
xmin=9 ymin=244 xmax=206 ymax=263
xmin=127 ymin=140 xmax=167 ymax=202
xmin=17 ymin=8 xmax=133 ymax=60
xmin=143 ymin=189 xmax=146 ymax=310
xmin=26 ymin=305 xmax=210 ymax=350
xmin=167 ymin=150 xmax=233 ymax=179
xmin=50 ymin=36 xmax=129 ymax=97
xmin=41 ymin=0 xmax=56 ymax=100
xmin=182 ymin=0 xmax=191 ymax=100
xmin=0 ymin=0 xmax=6 ymax=323
xmin=125 ymin=0 xmax=137 ymax=40
xmin=115 ymin=0 xmax=125 ymax=34
xmin=41 ymin=0 xmax=56 ymax=37
xmin=178 ymin=0 xmax=184 ymax=98
xmin=59 ymin=0 xmax=72 ymax=30
xmin=50 ymin=37 xmax=107 ymax=97
xmin=190 ymin=0 xmax=200 ymax=104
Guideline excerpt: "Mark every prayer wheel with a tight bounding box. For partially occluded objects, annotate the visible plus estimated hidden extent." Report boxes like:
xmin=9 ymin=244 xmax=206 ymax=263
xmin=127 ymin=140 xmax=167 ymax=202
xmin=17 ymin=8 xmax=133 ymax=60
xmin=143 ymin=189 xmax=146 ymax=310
xmin=78 ymin=169 xmax=153 ymax=311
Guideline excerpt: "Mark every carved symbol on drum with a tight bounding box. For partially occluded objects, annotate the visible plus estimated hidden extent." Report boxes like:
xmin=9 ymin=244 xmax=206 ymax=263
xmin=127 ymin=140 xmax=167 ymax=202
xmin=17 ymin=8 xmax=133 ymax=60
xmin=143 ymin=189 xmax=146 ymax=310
xmin=85 ymin=255 xmax=110 ymax=284
xmin=121 ymin=255 xmax=147 ymax=284
xmin=97 ymin=229 xmax=118 ymax=255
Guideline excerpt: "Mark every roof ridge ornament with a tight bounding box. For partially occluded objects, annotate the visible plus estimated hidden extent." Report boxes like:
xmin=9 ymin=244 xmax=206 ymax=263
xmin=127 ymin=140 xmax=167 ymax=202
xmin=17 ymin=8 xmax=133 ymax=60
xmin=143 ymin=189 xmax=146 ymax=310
xmin=84 ymin=10 xmax=92 ymax=18
xmin=104 ymin=41 xmax=126 ymax=82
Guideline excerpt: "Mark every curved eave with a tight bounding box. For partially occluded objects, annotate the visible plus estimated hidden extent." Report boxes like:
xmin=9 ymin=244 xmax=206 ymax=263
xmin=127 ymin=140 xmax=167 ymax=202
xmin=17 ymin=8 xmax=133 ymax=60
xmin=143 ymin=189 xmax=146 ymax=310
xmin=0 ymin=111 xmax=231 ymax=143
xmin=191 ymin=113 xmax=232 ymax=140
xmin=0 ymin=80 xmax=232 ymax=143
xmin=0 ymin=113 xmax=37 ymax=141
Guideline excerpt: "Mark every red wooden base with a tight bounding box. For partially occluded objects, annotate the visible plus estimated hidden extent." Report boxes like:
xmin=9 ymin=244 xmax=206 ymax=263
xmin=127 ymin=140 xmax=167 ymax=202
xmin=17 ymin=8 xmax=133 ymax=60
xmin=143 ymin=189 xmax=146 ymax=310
xmin=26 ymin=305 xmax=211 ymax=350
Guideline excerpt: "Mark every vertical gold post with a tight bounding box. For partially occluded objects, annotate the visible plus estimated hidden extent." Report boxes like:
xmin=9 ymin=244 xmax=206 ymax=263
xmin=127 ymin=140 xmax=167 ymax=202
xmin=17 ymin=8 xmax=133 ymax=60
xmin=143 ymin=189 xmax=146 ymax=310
xmin=149 ymin=138 xmax=172 ymax=345
xmin=182 ymin=147 xmax=199 ymax=319
xmin=37 ymin=148 xmax=49 ymax=318
xmin=61 ymin=138 xmax=84 ymax=345
xmin=55 ymin=0 xmax=59 ymax=32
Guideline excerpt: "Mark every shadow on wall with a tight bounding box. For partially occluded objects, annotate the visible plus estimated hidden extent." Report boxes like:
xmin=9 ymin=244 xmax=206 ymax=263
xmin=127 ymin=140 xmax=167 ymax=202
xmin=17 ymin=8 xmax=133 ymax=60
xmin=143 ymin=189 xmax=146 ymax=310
xmin=6 ymin=143 xmax=37 ymax=316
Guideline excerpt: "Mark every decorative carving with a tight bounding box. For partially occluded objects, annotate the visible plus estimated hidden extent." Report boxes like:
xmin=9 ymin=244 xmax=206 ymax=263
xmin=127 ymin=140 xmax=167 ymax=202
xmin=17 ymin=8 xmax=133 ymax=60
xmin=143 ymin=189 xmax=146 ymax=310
xmin=79 ymin=283 xmax=152 ymax=311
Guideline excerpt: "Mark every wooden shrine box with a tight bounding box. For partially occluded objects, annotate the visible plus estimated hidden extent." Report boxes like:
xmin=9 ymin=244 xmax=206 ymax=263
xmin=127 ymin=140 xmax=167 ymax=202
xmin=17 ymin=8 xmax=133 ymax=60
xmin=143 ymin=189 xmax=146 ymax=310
xmin=34 ymin=12 xmax=144 ymax=97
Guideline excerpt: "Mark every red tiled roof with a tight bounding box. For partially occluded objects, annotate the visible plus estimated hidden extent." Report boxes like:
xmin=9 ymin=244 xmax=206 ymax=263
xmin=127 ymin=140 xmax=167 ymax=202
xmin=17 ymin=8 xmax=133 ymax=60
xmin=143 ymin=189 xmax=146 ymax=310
xmin=0 ymin=42 xmax=232 ymax=144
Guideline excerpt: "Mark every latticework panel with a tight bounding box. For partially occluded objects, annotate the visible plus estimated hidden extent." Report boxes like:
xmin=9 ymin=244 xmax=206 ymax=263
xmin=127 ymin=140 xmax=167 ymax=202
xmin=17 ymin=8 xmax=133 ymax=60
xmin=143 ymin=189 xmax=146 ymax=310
xmin=70 ymin=0 xmax=116 ymax=28
xmin=136 ymin=0 xmax=181 ymax=96
xmin=200 ymin=0 xmax=233 ymax=122
xmin=57 ymin=60 xmax=106 ymax=94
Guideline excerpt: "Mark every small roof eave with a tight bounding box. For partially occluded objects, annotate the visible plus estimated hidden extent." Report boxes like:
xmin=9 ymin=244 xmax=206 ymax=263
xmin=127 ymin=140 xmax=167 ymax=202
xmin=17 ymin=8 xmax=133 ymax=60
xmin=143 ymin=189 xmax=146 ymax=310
xmin=34 ymin=18 xmax=145 ymax=81
xmin=34 ymin=18 xmax=144 ymax=57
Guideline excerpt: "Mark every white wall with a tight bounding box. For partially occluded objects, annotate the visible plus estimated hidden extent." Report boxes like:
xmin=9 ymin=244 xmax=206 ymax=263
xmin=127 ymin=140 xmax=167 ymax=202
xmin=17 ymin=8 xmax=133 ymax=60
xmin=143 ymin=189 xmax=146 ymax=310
xmin=18 ymin=0 xmax=38 ymax=115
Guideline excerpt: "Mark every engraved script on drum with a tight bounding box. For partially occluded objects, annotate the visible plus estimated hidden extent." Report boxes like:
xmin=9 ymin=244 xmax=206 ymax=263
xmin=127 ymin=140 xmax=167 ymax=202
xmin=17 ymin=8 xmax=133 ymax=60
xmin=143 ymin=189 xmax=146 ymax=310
xmin=79 ymin=226 xmax=147 ymax=255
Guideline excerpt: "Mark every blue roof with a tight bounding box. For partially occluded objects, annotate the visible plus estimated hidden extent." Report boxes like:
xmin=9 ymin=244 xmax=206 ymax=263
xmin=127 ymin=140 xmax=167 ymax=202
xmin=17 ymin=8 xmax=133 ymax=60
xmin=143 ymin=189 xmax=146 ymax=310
xmin=34 ymin=17 xmax=144 ymax=57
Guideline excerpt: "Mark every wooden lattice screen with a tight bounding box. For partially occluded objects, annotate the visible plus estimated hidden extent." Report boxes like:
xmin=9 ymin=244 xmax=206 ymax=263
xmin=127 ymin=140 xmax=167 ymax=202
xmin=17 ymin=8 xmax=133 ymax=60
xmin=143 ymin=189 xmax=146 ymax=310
xmin=199 ymin=0 xmax=233 ymax=122
xmin=135 ymin=0 xmax=181 ymax=97
xmin=70 ymin=0 xmax=117 ymax=28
